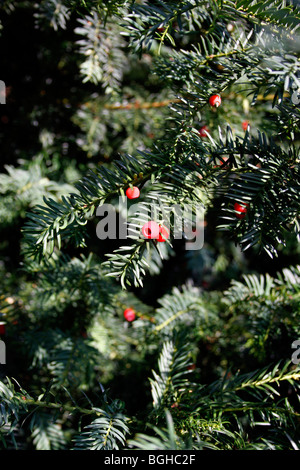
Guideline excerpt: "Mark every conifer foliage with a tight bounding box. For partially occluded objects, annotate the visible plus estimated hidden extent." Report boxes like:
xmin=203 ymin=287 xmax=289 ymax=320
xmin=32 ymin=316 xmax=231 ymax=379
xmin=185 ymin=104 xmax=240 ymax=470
xmin=0 ymin=0 xmax=299 ymax=451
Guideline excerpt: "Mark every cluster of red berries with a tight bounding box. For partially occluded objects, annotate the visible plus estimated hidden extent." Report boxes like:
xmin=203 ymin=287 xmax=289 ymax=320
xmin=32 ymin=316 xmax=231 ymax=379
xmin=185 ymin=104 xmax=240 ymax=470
xmin=125 ymin=185 xmax=169 ymax=241
xmin=126 ymin=95 xmax=248 ymax=232
xmin=201 ymin=95 xmax=250 ymax=135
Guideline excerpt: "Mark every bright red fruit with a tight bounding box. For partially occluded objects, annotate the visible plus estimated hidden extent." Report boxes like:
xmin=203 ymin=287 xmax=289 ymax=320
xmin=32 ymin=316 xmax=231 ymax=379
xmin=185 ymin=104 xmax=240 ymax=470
xmin=157 ymin=224 xmax=169 ymax=242
xmin=234 ymin=202 xmax=249 ymax=219
xmin=209 ymin=94 xmax=221 ymax=107
xmin=142 ymin=221 xmax=160 ymax=239
xmin=126 ymin=186 xmax=140 ymax=199
xmin=123 ymin=308 xmax=136 ymax=322
xmin=242 ymin=120 xmax=250 ymax=131
xmin=199 ymin=126 xmax=209 ymax=137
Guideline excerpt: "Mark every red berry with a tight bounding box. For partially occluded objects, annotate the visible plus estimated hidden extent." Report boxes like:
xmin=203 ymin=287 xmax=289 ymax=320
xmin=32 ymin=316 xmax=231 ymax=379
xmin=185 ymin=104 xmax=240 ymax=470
xmin=157 ymin=224 xmax=169 ymax=242
xmin=199 ymin=126 xmax=209 ymax=138
xmin=141 ymin=221 xmax=160 ymax=239
xmin=234 ymin=202 xmax=249 ymax=219
xmin=0 ymin=323 xmax=5 ymax=335
xmin=123 ymin=308 xmax=136 ymax=322
xmin=242 ymin=120 xmax=250 ymax=131
xmin=209 ymin=94 xmax=221 ymax=107
xmin=126 ymin=186 xmax=140 ymax=199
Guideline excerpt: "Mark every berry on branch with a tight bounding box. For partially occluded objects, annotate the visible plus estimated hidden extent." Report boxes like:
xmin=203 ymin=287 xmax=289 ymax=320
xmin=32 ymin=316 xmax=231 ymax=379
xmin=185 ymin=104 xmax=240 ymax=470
xmin=209 ymin=94 xmax=221 ymax=107
xmin=157 ymin=224 xmax=169 ymax=242
xmin=242 ymin=120 xmax=250 ymax=131
xmin=199 ymin=126 xmax=210 ymax=138
xmin=141 ymin=221 xmax=160 ymax=239
xmin=123 ymin=308 xmax=136 ymax=322
xmin=234 ymin=202 xmax=249 ymax=219
xmin=126 ymin=186 xmax=140 ymax=199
